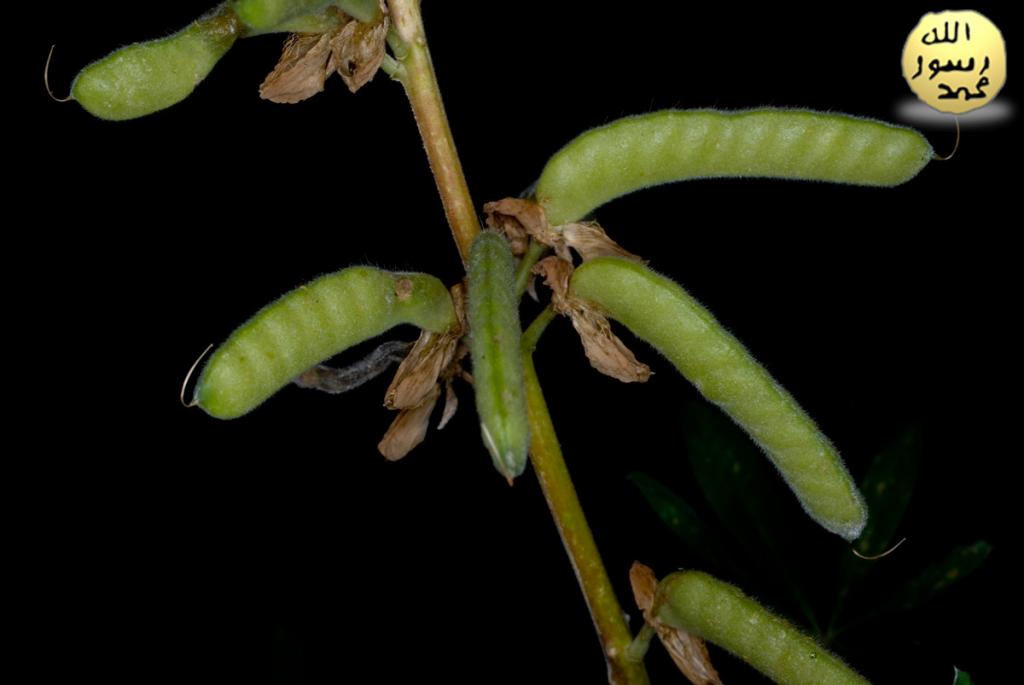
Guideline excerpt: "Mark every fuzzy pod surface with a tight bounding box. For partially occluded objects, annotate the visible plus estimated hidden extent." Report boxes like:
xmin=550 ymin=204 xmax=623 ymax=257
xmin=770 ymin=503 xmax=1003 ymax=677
xmin=467 ymin=231 xmax=530 ymax=480
xmin=71 ymin=3 xmax=240 ymax=121
xmin=233 ymin=0 xmax=379 ymax=28
xmin=535 ymin=108 xmax=933 ymax=225
xmin=194 ymin=267 xmax=455 ymax=419
xmin=655 ymin=571 xmax=870 ymax=685
xmin=571 ymin=258 xmax=866 ymax=540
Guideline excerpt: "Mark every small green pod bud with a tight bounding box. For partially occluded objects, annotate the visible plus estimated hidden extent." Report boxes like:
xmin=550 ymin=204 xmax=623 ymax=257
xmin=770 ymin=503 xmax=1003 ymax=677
xmin=72 ymin=3 xmax=240 ymax=121
xmin=655 ymin=571 xmax=870 ymax=685
xmin=571 ymin=258 xmax=867 ymax=540
xmin=194 ymin=267 xmax=456 ymax=420
xmin=535 ymin=109 xmax=933 ymax=226
xmin=467 ymin=231 xmax=531 ymax=480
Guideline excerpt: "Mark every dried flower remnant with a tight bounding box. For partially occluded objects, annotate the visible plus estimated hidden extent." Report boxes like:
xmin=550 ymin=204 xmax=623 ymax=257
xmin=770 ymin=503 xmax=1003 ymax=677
xmin=328 ymin=9 xmax=389 ymax=92
xmin=260 ymin=1 xmax=388 ymax=103
xmin=378 ymin=382 xmax=441 ymax=460
xmin=630 ymin=562 xmax=723 ymax=685
xmin=533 ymin=256 xmax=651 ymax=383
xmin=484 ymin=197 xmax=641 ymax=264
xmin=379 ymin=284 xmax=468 ymax=459
xmin=259 ymin=31 xmax=337 ymax=103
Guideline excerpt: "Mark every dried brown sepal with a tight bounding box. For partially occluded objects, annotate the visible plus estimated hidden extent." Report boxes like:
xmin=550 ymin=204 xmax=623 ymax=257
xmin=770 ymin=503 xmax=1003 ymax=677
xmin=378 ymin=383 xmax=441 ymax=461
xmin=629 ymin=562 xmax=724 ymax=685
xmin=483 ymin=198 xmax=548 ymax=257
xmin=532 ymin=255 xmax=572 ymax=307
xmin=385 ymin=329 xmax=456 ymax=409
xmin=571 ymin=307 xmax=652 ymax=383
xmin=561 ymin=221 xmax=644 ymax=263
xmin=327 ymin=2 xmax=389 ymax=93
xmin=437 ymin=377 xmax=458 ymax=430
xmin=384 ymin=284 xmax=466 ymax=410
xmin=485 ymin=198 xmax=642 ymax=265
xmin=437 ymin=337 xmax=470 ymax=430
xmin=259 ymin=31 xmax=337 ymax=104
xmin=629 ymin=560 xmax=659 ymax=615
xmin=534 ymin=256 xmax=651 ymax=383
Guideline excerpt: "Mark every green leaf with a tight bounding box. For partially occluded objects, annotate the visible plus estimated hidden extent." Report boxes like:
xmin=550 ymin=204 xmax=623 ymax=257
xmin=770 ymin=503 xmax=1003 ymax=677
xmin=881 ymin=541 xmax=992 ymax=613
xmin=838 ymin=426 xmax=922 ymax=592
xmin=628 ymin=472 xmax=733 ymax=573
xmin=953 ymin=666 xmax=974 ymax=685
xmin=854 ymin=425 xmax=922 ymax=555
xmin=828 ymin=425 xmax=922 ymax=638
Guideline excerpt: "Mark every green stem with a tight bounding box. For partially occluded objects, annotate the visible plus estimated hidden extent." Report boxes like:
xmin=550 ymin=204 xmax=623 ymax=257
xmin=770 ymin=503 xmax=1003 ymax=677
xmin=521 ymin=305 xmax=557 ymax=352
xmin=388 ymin=0 xmax=480 ymax=264
xmin=625 ymin=624 xmax=656 ymax=663
xmin=514 ymin=239 xmax=547 ymax=298
xmin=522 ymin=312 xmax=650 ymax=685
xmin=385 ymin=4 xmax=642 ymax=681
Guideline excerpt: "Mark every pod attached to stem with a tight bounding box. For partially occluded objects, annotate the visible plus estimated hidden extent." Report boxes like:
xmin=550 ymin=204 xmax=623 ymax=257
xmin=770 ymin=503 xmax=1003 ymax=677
xmin=571 ymin=258 xmax=867 ymax=540
xmin=654 ymin=570 xmax=870 ymax=685
xmin=467 ymin=231 xmax=531 ymax=480
xmin=193 ymin=266 xmax=456 ymax=419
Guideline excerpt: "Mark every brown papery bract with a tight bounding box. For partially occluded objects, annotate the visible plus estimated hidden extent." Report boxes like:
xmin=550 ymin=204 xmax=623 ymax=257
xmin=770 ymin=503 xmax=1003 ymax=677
xmin=328 ymin=8 xmax=389 ymax=92
xmin=533 ymin=256 xmax=650 ymax=383
xmin=630 ymin=562 xmax=723 ymax=685
xmin=259 ymin=31 xmax=337 ymax=103
xmin=485 ymin=197 xmax=641 ymax=264
xmin=378 ymin=383 xmax=441 ymax=460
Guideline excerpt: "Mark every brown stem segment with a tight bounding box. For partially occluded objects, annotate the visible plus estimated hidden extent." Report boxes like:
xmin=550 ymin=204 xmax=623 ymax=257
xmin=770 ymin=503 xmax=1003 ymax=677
xmin=522 ymin=317 xmax=650 ymax=685
xmin=389 ymin=0 xmax=480 ymax=264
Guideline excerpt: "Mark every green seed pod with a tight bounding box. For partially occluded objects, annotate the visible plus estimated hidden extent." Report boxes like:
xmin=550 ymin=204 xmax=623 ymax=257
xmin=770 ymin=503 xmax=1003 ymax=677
xmin=71 ymin=3 xmax=240 ymax=121
xmin=655 ymin=571 xmax=870 ymax=685
xmin=535 ymin=109 xmax=933 ymax=225
xmin=467 ymin=231 xmax=531 ymax=480
xmin=571 ymin=258 xmax=866 ymax=540
xmin=194 ymin=267 xmax=456 ymax=420
xmin=233 ymin=0 xmax=380 ymax=29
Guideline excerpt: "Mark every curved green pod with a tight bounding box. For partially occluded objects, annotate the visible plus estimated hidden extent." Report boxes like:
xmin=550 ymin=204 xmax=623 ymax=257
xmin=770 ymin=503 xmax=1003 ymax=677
xmin=194 ymin=267 xmax=456 ymax=420
xmin=467 ymin=231 xmax=530 ymax=480
xmin=71 ymin=3 xmax=240 ymax=121
xmin=535 ymin=109 xmax=933 ymax=225
xmin=233 ymin=0 xmax=380 ymax=29
xmin=571 ymin=258 xmax=866 ymax=540
xmin=655 ymin=571 xmax=869 ymax=685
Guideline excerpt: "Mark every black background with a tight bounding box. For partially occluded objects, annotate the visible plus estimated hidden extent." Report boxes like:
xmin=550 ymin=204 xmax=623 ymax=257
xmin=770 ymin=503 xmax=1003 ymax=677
xmin=25 ymin=2 xmax=1013 ymax=683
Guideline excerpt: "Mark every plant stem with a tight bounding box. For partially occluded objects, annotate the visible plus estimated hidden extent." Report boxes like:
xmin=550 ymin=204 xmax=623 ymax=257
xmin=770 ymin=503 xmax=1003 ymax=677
xmin=514 ymin=240 xmax=547 ymax=298
xmin=389 ymin=0 xmax=480 ymax=264
xmin=522 ymin=313 xmax=650 ymax=685
xmin=386 ymin=4 xmax=643 ymax=680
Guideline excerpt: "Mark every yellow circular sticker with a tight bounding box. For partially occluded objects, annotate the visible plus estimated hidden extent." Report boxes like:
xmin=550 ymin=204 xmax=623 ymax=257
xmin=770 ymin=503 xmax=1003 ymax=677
xmin=902 ymin=10 xmax=1006 ymax=114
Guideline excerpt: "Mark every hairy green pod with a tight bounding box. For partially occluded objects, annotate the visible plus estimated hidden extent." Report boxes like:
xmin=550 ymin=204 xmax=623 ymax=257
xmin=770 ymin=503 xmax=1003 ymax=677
xmin=536 ymin=109 xmax=932 ymax=225
xmin=571 ymin=258 xmax=866 ymax=540
xmin=656 ymin=571 xmax=869 ymax=685
xmin=71 ymin=3 xmax=240 ymax=121
xmin=467 ymin=231 xmax=530 ymax=479
xmin=234 ymin=0 xmax=380 ymax=29
xmin=194 ymin=267 xmax=456 ymax=420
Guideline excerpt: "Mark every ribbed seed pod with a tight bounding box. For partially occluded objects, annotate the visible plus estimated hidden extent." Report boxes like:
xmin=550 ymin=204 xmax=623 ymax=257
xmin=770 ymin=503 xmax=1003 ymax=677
xmin=571 ymin=258 xmax=866 ymax=540
xmin=535 ymin=109 xmax=932 ymax=225
xmin=194 ymin=267 xmax=456 ymax=419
